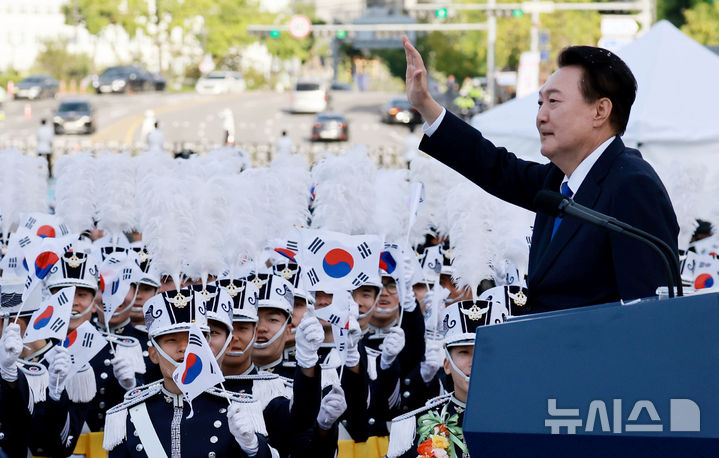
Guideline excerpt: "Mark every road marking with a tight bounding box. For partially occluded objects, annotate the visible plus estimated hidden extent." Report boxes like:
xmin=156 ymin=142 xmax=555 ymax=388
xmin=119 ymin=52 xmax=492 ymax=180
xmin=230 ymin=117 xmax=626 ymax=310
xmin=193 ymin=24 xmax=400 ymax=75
xmin=91 ymin=93 xmax=250 ymax=144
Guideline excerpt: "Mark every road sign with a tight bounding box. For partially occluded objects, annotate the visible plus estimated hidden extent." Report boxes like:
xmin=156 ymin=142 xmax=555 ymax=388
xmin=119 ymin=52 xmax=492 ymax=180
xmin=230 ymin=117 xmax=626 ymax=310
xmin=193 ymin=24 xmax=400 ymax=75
xmin=288 ymin=15 xmax=312 ymax=39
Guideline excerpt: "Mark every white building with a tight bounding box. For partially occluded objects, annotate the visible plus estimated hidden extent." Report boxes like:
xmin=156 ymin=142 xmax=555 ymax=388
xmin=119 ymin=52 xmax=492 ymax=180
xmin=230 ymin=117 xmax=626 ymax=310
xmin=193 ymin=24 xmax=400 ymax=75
xmin=0 ymin=0 xmax=69 ymax=71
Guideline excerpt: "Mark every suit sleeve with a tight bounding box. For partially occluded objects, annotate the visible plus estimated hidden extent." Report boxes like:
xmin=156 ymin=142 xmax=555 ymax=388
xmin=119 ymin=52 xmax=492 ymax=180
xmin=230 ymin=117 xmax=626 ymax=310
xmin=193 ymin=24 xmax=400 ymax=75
xmin=609 ymin=171 xmax=679 ymax=300
xmin=419 ymin=110 xmax=550 ymax=211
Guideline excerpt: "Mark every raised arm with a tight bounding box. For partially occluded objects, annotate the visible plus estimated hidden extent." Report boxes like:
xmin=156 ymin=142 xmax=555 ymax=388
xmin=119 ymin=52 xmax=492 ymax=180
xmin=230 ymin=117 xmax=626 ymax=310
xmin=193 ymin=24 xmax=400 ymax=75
xmin=403 ymin=36 xmax=443 ymax=125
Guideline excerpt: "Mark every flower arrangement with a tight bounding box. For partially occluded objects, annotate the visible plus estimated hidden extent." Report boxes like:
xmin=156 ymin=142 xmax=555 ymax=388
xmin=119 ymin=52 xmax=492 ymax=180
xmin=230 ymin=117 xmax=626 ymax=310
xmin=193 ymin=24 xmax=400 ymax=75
xmin=415 ymin=404 xmax=468 ymax=458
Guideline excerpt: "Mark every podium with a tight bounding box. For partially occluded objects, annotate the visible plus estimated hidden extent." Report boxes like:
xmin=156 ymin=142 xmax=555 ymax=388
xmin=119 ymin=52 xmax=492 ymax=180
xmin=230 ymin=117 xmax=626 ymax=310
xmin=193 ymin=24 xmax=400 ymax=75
xmin=463 ymin=293 xmax=719 ymax=457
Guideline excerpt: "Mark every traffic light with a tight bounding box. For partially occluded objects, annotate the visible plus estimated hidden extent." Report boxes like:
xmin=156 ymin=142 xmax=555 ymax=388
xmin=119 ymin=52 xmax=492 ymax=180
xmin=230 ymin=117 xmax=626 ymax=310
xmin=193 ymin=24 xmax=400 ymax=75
xmin=435 ymin=7 xmax=448 ymax=18
xmin=270 ymin=29 xmax=280 ymax=38
xmin=336 ymin=30 xmax=347 ymax=39
xmin=512 ymin=8 xmax=524 ymax=18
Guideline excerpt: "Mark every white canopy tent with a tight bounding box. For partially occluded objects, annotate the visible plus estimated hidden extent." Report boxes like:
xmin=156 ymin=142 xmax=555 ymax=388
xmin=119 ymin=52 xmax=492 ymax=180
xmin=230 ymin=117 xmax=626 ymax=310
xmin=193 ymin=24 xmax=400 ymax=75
xmin=470 ymin=20 xmax=719 ymax=165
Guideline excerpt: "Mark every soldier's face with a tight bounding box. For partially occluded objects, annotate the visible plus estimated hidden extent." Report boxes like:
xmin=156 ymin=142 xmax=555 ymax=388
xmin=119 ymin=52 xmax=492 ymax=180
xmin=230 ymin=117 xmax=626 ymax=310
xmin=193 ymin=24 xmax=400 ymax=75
xmin=444 ymin=345 xmax=474 ymax=398
xmin=230 ymin=321 xmax=256 ymax=355
xmin=98 ymin=284 xmax=136 ymax=328
xmin=130 ymin=283 xmax=158 ymax=325
xmin=253 ymin=309 xmax=289 ymax=361
xmin=440 ymin=275 xmax=471 ymax=302
xmin=287 ymin=297 xmax=307 ymax=347
xmin=208 ymin=320 xmax=229 ymax=359
xmin=68 ymin=287 xmax=96 ymax=332
xmin=352 ymin=285 xmax=378 ymax=328
xmin=149 ymin=331 xmax=189 ymax=381
xmin=315 ymin=291 xmax=333 ymax=308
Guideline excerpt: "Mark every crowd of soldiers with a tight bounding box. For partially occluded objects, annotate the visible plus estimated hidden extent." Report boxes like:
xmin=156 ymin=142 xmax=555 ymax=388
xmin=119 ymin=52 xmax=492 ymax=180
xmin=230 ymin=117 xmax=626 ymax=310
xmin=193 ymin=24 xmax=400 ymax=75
xmin=0 ymin=145 xmax=534 ymax=458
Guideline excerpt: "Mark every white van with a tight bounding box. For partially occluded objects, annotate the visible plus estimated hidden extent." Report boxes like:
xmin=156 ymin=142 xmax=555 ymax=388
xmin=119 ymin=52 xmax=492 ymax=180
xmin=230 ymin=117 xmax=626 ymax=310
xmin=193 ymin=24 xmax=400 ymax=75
xmin=290 ymin=78 xmax=328 ymax=113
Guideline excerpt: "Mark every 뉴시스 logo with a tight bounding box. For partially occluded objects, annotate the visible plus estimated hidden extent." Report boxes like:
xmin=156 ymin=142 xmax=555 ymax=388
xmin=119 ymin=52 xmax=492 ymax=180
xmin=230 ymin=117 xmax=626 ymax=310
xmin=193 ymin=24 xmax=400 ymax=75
xmin=545 ymin=398 xmax=700 ymax=434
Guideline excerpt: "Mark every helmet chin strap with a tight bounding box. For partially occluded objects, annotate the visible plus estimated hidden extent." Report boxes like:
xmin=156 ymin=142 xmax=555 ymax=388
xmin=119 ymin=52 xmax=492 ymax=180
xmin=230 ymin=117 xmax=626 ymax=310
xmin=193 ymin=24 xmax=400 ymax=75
xmin=71 ymin=300 xmax=95 ymax=320
xmin=358 ymin=294 xmax=381 ymax=319
xmin=226 ymin=328 xmax=256 ymax=357
xmin=374 ymin=303 xmax=399 ymax=315
xmin=214 ymin=333 xmax=233 ymax=361
xmin=112 ymin=286 xmax=140 ymax=317
xmin=445 ymin=347 xmax=471 ymax=383
xmin=253 ymin=315 xmax=291 ymax=349
xmin=149 ymin=337 xmax=181 ymax=368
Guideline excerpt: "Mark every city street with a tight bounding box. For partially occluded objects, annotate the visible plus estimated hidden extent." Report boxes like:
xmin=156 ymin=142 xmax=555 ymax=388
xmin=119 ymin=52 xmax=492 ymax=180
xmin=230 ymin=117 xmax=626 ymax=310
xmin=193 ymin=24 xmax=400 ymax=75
xmin=0 ymin=89 xmax=418 ymax=164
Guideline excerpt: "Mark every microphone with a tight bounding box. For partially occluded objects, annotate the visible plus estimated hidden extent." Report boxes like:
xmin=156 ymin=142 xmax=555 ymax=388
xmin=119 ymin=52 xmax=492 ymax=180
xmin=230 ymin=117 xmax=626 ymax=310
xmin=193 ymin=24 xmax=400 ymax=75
xmin=533 ymin=190 xmax=682 ymax=298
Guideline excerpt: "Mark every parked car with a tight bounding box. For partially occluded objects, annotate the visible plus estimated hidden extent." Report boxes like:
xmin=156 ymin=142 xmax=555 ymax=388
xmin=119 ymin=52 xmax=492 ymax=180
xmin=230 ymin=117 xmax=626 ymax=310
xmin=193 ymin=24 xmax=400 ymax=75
xmin=149 ymin=72 xmax=167 ymax=91
xmin=53 ymin=99 xmax=95 ymax=134
xmin=330 ymin=81 xmax=352 ymax=91
xmin=195 ymin=71 xmax=246 ymax=95
xmin=311 ymin=112 xmax=349 ymax=141
xmin=15 ymin=74 xmax=59 ymax=100
xmin=290 ymin=78 xmax=328 ymax=113
xmin=94 ymin=65 xmax=151 ymax=94
xmin=381 ymin=96 xmax=422 ymax=125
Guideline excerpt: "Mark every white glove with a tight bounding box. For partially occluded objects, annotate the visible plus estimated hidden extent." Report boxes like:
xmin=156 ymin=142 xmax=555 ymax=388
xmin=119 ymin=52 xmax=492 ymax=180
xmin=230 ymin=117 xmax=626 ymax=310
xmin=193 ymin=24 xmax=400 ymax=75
xmin=380 ymin=327 xmax=405 ymax=370
xmin=228 ymin=402 xmax=259 ymax=456
xmin=420 ymin=339 xmax=445 ymax=383
xmin=48 ymin=346 xmax=71 ymax=401
xmin=295 ymin=305 xmax=324 ymax=369
xmin=400 ymin=253 xmax=417 ymax=312
xmin=317 ymin=385 xmax=347 ymax=430
xmin=345 ymin=317 xmax=361 ymax=368
xmin=111 ymin=354 xmax=137 ymax=391
xmin=0 ymin=323 xmax=22 ymax=382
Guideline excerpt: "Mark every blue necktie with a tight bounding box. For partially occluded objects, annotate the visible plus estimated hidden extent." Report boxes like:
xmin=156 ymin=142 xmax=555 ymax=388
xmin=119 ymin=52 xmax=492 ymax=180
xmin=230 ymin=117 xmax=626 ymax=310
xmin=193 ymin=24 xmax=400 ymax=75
xmin=551 ymin=182 xmax=574 ymax=240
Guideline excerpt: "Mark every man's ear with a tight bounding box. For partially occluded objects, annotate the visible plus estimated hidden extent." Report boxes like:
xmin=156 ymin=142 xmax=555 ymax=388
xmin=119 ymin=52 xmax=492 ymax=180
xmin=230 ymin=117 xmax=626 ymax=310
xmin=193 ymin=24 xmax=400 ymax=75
xmin=443 ymin=354 xmax=451 ymax=376
xmin=593 ymin=97 xmax=613 ymax=128
xmin=148 ymin=344 xmax=160 ymax=365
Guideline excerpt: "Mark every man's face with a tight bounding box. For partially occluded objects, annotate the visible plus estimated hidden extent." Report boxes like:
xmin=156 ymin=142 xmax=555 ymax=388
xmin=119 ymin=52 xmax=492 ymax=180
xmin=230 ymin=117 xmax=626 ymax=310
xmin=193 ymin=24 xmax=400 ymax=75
xmin=444 ymin=344 xmax=474 ymax=395
xmin=222 ymin=321 xmax=256 ymax=373
xmin=149 ymin=331 xmax=188 ymax=380
xmin=67 ymin=287 xmax=96 ymax=332
xmin=287 ymin=297 xmax=307 ymax=347
xmin=130 ymin=283 xmax=158 ymax=325
xmin=536 ymin=66 xmax=599 ymax=161
xmin=208 ymin=320 xmax=229 ymax=360
xmin=413 ymin=283 xmax=429 ymax=314
xmin=98 ymin=284 xmax=136 ymax=328
xmin=315 ymin=291 xmax=333 ymax=308
xmin=253 ymin=308 xmax=289 ymax=362
xmin=352 ymin=285 xmax=378 ymax=328
xmin=440 ymin=274 xmax=471 ymax=303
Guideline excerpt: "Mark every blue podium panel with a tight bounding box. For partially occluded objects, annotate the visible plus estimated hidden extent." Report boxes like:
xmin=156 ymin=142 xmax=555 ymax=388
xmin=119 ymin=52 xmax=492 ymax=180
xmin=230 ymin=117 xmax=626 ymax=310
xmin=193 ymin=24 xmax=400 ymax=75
xmin=463 ymin=293 xmax=719 ymax=457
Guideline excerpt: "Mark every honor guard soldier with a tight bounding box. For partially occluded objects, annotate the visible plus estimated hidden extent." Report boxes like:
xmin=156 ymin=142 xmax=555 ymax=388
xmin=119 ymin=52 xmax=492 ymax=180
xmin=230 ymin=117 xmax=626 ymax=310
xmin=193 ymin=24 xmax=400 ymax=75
xmin=128 ymin=241 xmax=163 ymax=382
xmin=44 ymin=246 xmax=145 ymax=433
xmin=103 ymin=287 xmax=274 ymax=457
xmin=386 ymin=288 xmax=514 ymax=458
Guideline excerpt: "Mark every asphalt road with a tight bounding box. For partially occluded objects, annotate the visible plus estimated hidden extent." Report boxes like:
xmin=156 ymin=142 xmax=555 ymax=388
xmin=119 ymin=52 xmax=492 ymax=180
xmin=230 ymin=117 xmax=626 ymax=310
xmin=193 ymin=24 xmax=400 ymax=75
xmin=0 ymin=89 xmax=419 ymax=165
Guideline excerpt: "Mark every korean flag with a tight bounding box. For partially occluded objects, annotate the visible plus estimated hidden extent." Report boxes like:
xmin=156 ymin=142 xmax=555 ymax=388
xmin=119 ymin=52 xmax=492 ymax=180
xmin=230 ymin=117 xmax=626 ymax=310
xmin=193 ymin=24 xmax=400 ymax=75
xmin=297 ymin=228 xmax=382 ymax=292
xmin=23 ymin=286 xmax=75 ymax=344
xmin=62 ymin=321 xmax=108 ymax=379
xmin=172 ymin=323 xmax=225 ymax=418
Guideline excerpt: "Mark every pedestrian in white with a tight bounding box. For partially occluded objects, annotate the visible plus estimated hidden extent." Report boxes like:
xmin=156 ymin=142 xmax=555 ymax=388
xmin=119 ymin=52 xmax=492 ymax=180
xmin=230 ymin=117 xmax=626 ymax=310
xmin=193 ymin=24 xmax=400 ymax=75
xmin=275 ymin=130 xmax=293 ymax=156
xmin=37 ymin=118 xmax=54 ymax=176
xmin=139 ymin=109 xmax=156 ymax=142
xmin=146 ymin=121 xmax=165 ymax=153
xmin=221 ymin=108 xmax=236 ymax=145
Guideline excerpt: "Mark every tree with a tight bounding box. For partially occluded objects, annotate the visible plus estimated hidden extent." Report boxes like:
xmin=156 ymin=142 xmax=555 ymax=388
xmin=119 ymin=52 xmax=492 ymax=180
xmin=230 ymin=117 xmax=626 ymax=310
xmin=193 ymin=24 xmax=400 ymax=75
xmin=35 ymin=39 xmax=93 ymax=81
xmin=657 ymin=0 xmax=705 ymax=27
xmin=681 ymin=1 xmax=719 ymax=44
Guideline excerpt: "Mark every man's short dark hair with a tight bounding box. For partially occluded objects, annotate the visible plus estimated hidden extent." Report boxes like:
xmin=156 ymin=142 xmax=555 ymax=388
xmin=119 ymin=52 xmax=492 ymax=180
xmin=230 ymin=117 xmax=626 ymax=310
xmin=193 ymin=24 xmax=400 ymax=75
xmin=557 ymin=46 xmax=637 ymax=135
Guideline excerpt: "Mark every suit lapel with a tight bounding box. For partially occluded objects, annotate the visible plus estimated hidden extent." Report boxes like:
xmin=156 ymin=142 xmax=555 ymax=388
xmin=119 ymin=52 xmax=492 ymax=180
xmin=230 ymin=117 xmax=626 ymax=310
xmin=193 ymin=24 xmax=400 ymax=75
xmin=530 ymin=137 xmax=625 ymax=284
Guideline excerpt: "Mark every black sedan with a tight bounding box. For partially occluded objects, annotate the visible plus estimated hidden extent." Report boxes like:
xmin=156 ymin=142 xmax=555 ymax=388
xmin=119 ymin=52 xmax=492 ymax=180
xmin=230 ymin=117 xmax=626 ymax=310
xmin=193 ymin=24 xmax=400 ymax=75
xmin=53 ymin=99 xmax=95 ymax=135
xmin=15 ymin=74 xmax=58 ymax=100
xmin=311 ymin=112 xmax=349 ymax=142
xmin=381 ymin=97 xmax=422 ymax=125
xmin=94 ymin=65 xmax=151 ymax=94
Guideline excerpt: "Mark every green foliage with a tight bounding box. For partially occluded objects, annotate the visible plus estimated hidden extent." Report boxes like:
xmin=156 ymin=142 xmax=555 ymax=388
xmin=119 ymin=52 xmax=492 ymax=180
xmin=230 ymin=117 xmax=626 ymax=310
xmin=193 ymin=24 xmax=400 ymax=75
xmin=35 ymin=39 xmax=94 ymax=81
xmin=0 ymin=68 xmax=23 ymax=90
xmin=65 ymin=0 xmax=148 ymax=36
xmin=657 ymin=0 xmax=705 ymax=27
xmin=681 ymin=1 xmax=719 ymax=44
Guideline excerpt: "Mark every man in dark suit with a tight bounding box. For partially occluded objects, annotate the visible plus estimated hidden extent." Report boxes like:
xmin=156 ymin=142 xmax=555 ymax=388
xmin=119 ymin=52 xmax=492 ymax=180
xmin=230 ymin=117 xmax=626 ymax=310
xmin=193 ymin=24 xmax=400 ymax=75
xmin=402 ymin=37 xmax=679 ymax=313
